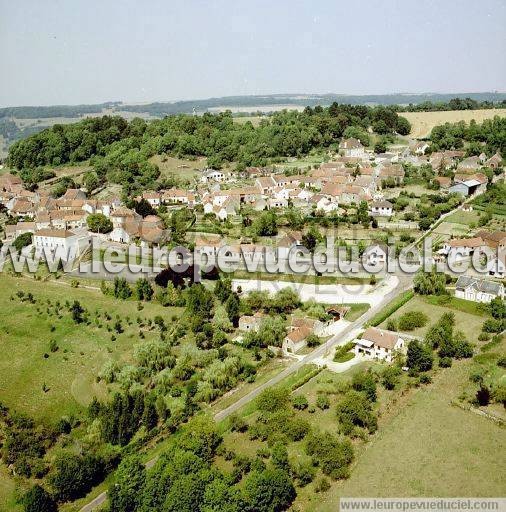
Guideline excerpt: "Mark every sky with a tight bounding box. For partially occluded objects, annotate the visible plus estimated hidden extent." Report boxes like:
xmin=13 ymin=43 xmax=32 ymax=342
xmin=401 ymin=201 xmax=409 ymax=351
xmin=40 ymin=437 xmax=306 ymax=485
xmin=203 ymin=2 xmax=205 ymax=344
xmin=1 ymin=0 xmax=505 ymax=107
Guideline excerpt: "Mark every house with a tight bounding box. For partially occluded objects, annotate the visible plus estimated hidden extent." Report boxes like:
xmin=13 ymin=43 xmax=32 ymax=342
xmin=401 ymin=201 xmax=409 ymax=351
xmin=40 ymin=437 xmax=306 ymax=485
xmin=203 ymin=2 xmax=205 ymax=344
xmin=369 ymin=200 xmax=393 ymax=217
xmin=411 ymin=141 xmax=430 ymax=155
xmin=362 ymin=244 xmax=388 ymax=268
xmin=457 ymin=156 xmax=481 ymax=173
xmin=449 ymin=173 xmax=487 ymax=197
xmin=33 ymin=228 xmax=90 ymax=261
xmin=61 ymin=188 xmax=87 ymax=201
xmin=485 ymin=152 xmax=502 ymax=169
xmin=354 ymin=327 xmax=404 ymax=363
xmin=238 ymin=311 xmax=265 ymax=332
xmin=201 ymin=169 xmax=225 ymax=183
xmin=139 ymin=191 xmax=162 ymax=207
xmin=435 ymin=176 xmax=451 ymax=190
xmin=475 ymin=230 xmax=506 ymax=251
xmin=312 ymin=194 xmax=340 ymax=213
xmin=282 ymin=319 xmax=313 ymax=354
xmin=278 ymin=231 xmax=303 ymax=258
xmin=443 ymin=237 xmax=485 ymax=259
xmin=3 ymin=222 xmax=36 ymax=241
xmin=378 ymin=165 xmax=405 ymax=185
xmin=455 ymin=276 xmax=504 ymax=303
xmin=0 ymin=173 xmax=23 ymax=192
xmin=339 ymin=138 xmax=366 ymax=158
xmin=268 ymin=197 xmax=288 ymax=209
xmin=487 ymin=253 xmax=506 ymax=279
xmin=255 ymin=177 xmax=277 ymax=195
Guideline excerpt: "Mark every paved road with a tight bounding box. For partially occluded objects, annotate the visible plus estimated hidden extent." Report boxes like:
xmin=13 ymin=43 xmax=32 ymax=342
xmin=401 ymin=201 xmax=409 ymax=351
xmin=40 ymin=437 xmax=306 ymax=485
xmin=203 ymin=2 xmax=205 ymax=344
xmin=79 ymin=274 xmax=412 ymax=512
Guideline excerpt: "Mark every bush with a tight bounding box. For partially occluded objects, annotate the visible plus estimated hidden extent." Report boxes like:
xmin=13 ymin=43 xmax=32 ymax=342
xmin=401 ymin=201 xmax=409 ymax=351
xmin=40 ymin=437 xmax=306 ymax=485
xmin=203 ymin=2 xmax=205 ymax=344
xmin=369 ymin=291 xmax=414 ymax=327
xmin=316 ymin=394 xmax=330 ymax=410
xmin=336 ymin=390 xmax=377 ymax=434
xmin=397 ymin=311 xmax=428 ymax=331
xmin=381 ymin=366 xmax=401 ymax=390
xmin=314 ymin=476 xmax=331 ymax=493
xmin=439 ymin=356 xmax=452 ymax=368
xmin=256 ymin=388 xmax=289 ymax=413
xmin=292 ymin=395 xmax=309 ymax=410
xmin=22 ymin=485 xmax=57 ymax=512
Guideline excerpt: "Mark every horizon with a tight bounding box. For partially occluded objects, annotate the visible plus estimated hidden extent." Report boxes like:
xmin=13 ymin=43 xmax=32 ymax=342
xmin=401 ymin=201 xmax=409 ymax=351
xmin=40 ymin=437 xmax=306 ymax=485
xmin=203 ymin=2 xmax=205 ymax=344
xmin=2 ymin=90 xmax=506 ymax=110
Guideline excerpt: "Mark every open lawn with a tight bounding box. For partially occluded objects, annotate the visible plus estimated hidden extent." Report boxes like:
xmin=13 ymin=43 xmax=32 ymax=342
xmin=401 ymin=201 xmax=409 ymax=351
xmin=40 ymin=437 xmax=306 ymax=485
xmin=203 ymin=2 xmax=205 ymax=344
xmin=400 ymin=108 xmax=506 ymax=138
xmin=149 ymin=154 xmax=207 ymax=180
xmin=0 ymin=273 xmax=182 ymax=422
xmin=233 ymin=116 xmax=264 ymax=127
xmin=379 ymin=294 xmax=487 ymax=345
xmin=316 ymin=361 xmax=506 ymax=509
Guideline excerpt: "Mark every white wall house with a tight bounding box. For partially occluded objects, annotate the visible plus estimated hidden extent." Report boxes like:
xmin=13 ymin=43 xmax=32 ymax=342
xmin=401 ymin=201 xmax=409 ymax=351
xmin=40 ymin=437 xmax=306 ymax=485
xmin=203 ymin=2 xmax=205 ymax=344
xmin=33 ymin=229 xmax=89 ymax=261
xmin=369 ymin=200 xmax=393 ymax=217
xmin=455 ymin=276 xmax=504 ymax=303
xmin=354 ymin=327 xmax=404 ymax=363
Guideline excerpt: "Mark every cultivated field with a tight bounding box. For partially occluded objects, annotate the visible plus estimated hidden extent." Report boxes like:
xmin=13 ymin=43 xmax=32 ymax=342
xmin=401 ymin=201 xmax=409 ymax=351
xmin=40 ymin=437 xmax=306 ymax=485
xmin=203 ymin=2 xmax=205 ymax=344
xmin=401 ymin=108 xmax=506 ymax=138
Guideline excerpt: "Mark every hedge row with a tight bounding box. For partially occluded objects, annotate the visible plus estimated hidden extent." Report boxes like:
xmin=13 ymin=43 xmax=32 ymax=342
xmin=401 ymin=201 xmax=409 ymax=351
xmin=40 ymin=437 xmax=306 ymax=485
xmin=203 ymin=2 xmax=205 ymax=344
xmin=368 ymin=290 xmax=415 ymax=327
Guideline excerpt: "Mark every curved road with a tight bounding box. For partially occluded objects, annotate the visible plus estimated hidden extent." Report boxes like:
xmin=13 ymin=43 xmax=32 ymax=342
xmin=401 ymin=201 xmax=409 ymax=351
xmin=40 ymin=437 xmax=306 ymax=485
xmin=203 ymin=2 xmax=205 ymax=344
xmin=79 ymin=274 xmax=412 ymax=512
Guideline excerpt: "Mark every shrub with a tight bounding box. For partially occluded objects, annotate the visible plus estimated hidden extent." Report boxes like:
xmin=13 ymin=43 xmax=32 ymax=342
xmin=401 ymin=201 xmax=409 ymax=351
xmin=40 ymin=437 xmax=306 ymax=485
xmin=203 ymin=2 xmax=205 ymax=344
xmin=292 ymin=395 xmax=309 ymax=410
xmin=476 ymin=386 xmax=491 ymax=406
xmin=439 ymin=356 xmax=452 ymax=368
xmin=316 ymin=394 xmax=330 ymax=410
xmin=397 ymin=311 xmax=428 ymax=331
xmin=314 ymin=476 xmax=331 ymax=493
xmin=336 ymin=390 xmax=377 ymax=434
xmin=381 ymin=366 xmax=401 ymax=390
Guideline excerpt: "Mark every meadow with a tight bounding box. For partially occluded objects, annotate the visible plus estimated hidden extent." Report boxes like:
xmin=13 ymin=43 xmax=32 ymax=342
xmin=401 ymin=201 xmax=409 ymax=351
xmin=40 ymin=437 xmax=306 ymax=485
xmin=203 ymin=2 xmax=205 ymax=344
xmin=317 ymin=360 xmax=506 ymax=509
xmin=400 ymin=108 xmax=506 ymax=138
xmin=378 ymin=294 xmax=488 ymax=344
xmin=0 ymin=273 xmax=182 ymax=422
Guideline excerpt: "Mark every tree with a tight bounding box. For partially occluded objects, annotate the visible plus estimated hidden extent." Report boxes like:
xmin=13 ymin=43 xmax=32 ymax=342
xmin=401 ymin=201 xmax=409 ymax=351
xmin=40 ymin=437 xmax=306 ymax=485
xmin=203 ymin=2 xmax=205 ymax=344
xmin=109 ymin=455 xmax=146 ymax=512
xmin=87 ymin=213 xmax=113 ymax=234
xmin=12 ymin=232 xmax=33 ymax=252
xmin=70 ymin=300 xmax=85 ymax=323
xmin=271 ymin=442 xmax=289 ymax=472
xmin=133 ymin=198 xmax=156 ymax=217
xmin=305 ymin=431 xmax=354 ymax=479
xmin=374 ymin=139 xmax=387 ymax=154
xmin=351 ymin=371 xmax=377 ymax=402
xmin=49 ymin=452 xmax=104 ymax=502
xmin=22 ymin=485 xmax=57 ymax=512
xmin=406 ymin=339 xmax=433 ymax=372
xmin=225 ymin=292 xmax=241 ymax=327
xmin=243 ymin=469 xmax=296 ymax=512
xmin=113 ymin=277 xmax=132 ymax=300
xmin=336 ymin=390 xmax=378 ymax=434
xmin=253 ymin=211 xmax=278 ymax=236
xmin=256 ymin=388 xmax=289 ymax=413
xmin=301 ymin=226 xmax=321 ymax=253
xmin=135 ymin=277 xmax=153 ymax=301
xmin=83 ymin=171 xmax=100 ymax=193
xmin=396 ymin=116 xmax=411 ymax=136
xmin=215 ymin=277 xmax=232 ymax=303
xmin=489 ymin=297 xmax=506 ymax=320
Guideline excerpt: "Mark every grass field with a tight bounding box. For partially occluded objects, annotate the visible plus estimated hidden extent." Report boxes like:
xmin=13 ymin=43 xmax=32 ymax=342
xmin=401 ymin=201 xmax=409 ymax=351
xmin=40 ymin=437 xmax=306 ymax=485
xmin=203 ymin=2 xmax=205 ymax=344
xmin=0 ymin=273 xmax=182 ymax=422
xmin=400 ymin=108 xmax=506 ymax=138
xmin=378 ymin=294 xmax=487 ymax=344
xmin=149 ymin=154 xmax=207 ymax=180
xmin=316 ymin=361 xmax=506 ymax=509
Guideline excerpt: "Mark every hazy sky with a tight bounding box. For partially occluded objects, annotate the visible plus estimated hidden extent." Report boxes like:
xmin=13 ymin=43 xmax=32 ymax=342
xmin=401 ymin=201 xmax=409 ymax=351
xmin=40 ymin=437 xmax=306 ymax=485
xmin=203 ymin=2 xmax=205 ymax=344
xmin=1 ymin=0 xmax=505 ymax=107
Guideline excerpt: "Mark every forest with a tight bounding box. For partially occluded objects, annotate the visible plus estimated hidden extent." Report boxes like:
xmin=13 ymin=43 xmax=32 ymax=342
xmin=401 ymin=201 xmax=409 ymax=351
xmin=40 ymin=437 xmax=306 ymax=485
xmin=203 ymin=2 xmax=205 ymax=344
xmin=429 ymin=116 xmax=506 ymax=155
xmin=7 ymin=105 xmax=410 ymax=196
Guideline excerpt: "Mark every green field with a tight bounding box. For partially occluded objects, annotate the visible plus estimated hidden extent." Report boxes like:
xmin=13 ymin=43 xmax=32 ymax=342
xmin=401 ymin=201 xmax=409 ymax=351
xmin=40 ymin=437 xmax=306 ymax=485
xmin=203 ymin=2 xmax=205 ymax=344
xmin=149 ymin=154 xmax=207 ymax=180
xmin=316 ymin=361 xmax=506 ymax=509
xmin=0 ymin=274 xmax=182 ymax=422
xmin=379 ymin=294 xmax=487 ymax=344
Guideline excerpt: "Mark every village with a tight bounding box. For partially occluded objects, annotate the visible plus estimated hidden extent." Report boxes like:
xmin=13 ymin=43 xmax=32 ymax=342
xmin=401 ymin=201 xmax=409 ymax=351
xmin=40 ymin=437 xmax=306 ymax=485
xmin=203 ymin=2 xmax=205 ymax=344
xmin=0 ymin=135 xmax=504 ymax=368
